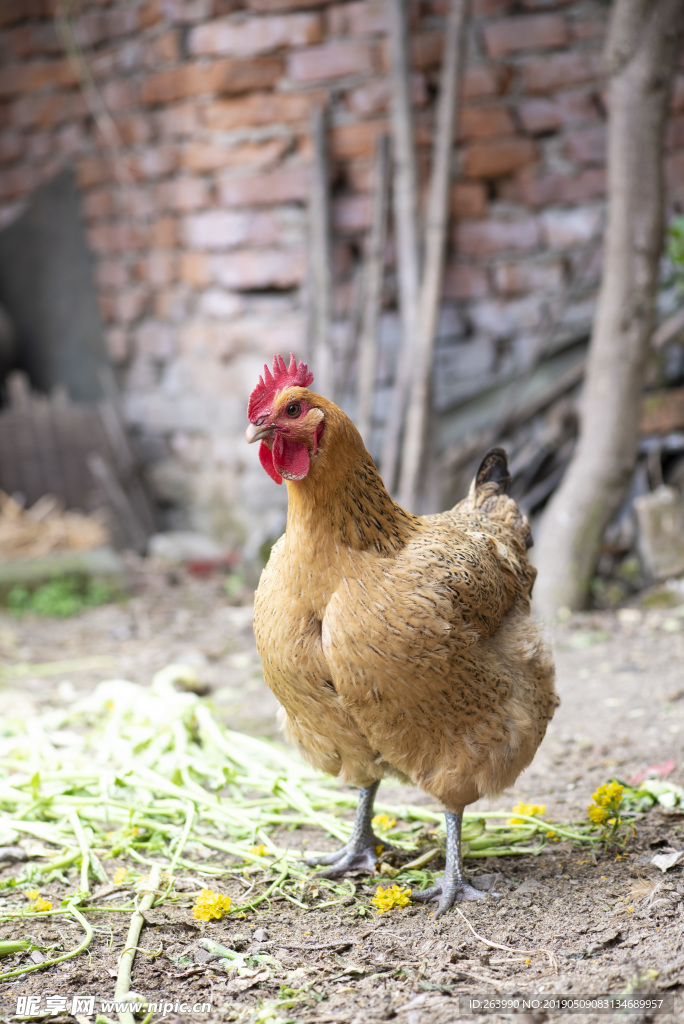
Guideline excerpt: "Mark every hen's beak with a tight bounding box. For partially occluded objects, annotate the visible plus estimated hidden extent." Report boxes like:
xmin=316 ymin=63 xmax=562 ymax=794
xmin=245 ymin=421 xmax=274 ymax=444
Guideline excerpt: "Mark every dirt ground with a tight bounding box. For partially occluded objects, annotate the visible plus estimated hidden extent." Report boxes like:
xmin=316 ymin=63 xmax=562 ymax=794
xmin=1 ymin=568 xmax=684 ymax=1024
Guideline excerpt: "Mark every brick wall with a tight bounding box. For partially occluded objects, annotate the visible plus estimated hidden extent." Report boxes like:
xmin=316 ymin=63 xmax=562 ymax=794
xmin=1 ymin=0 xmax=683 ymax=554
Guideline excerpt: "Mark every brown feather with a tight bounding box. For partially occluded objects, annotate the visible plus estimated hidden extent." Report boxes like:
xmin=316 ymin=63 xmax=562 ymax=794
xmin=253 ymin=388 xmax=558 ymax=813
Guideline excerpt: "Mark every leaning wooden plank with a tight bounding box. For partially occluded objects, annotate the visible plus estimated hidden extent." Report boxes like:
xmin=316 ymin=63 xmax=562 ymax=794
xmin=308 ymin=103 xmax=334 ymax=401
xmin=380 ymin=0 xmax=422 ymax=490
xmin=87 ymin=454 xmax=148 ymax=554
xmin=357 ymin=134 xmax=391 ymax=445
xmin=398 ymin=0 xmax=470 ymax=510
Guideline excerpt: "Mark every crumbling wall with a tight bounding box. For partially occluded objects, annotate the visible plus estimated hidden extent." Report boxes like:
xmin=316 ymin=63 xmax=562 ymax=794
xmin=0 ymin=0 xmax=683 ymax=553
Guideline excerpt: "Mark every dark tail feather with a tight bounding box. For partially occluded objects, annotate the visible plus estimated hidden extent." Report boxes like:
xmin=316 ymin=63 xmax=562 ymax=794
xmin=475 ymin=447 xmax=510 ymax=493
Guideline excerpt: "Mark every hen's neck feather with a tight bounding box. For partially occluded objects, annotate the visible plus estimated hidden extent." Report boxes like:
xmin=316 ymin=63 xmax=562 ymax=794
xmin=285 ymin=396 xmax=420 ymax=557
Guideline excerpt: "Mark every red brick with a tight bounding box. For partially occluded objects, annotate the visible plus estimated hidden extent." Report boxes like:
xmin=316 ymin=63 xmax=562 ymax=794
xmin=157 ymin=177 xmax=211 ymax=211
xmin=666 ymin=115 xmax=684 ymax=151
xmin=136 ymin=251 xmax=179 ymax=287
xmin=0 ymin=165 xmax=35 ymax=202
xmin=203 ymin=91 xmax=316 ymax=129
xmin=53 ymin=59 xmax=79 ymax=89
xmin=146 ymin=29 xmax=181 ymax=65
xmin=218 ymin=166 xmax=312 ymax=206
xmin=0 ymin=63 xmax=54 ymax=97
xmin=463 ymin=137 xmax=537 ymax=179
xmin=462 ymin=65 xmax=510 ymax=100
xmin=571 ymin=14 xmax=607 ymax=42
xmin=161 ymin=0 xmax=215 ymax=22
xmin=564 ymin=125 xmax=605 ymax=165
xmin=89 ymin=222 xmax=146 ymax=255
xmin=450 ymin=182 xmax=487 ymax=218
xmin=180 ymin=251 xmax=211 ymax=286
xmin=326 ymin=1 xmax=388 ymax=36
xmin=183 ymin=137 xmax=289 ymax=172
xmin=131 ymin=146 xmax=178 ymax=179
xmin=135 ymin=321 xmax=176 ymax=361
xmin=344 ymin=74 xmax=427 ymax=116
xmin=143 ymin=57 xmax=283 ymax=104
xmin=197 ymin=289 xmax=244 ymax=319
xmin=140 ymin=1 xmax=162 ymax=28
xmin=671 ymin=76 xmax=684 ymax=114
xmin=502 ymin=166 xmax=605 ymax=207
xmin=117 ymin=114 xmax=154 ymax=146
xmin=288 ymin=41 xmax=375 ymax=83
xmin=471 ymin=0 xmax=511 ymax=14
xmin=151 ymin=215 xmax=180 ymax=247
xmin=517 ymin=90 xmax=599 ymax=134
xmin=455 ymin=217 xmax=540 ymax=258
xmin=459 ymin=104 xmax=515 ymax=140
xmin=541 ymin=207 xmax=603 ymax=248
xmin=82 ymin=187 xmax=115 ymax=220
xmin=332 ymin=195 xmax=371 ymax=234
xmin=183 ymin=209 xmax=286 ymax=248
xmin=95 ymin=259 xmax=129 ymax=290
xmin=11 ymin=22 xmax=61 ymax=57
xmin=330 ymin=119 xmax=389 ymax=159
xmin=483 ymin=14 xmax=569 ymax=57
xmin=14 ymin=90 xmax=87 ymax=128
xmin=210 ymin=248 xmax=306 ymax=289
xmin=106 ymin=327 xmax=130 ymax=365
xmin=98 ymin=294 xmax=115 ymax=324
xmin=494 ymin=259 xmax=565 ymax=296
xmin=0 ymin=131 xmax=23 ymax=164
xmin=189 ymin=12 xmax=322 ymax=56
xmin=158 ymin=102 xmax=200 ymax=136
xmin=113 ymin=287 xmax=150 ymax=325
xmin=101 ymin=79 xmax=138 ymax=112
xmin=77 ymin=157 xmax=111 ymax=189
xmin=442 ymin=264 xmax=490 ymax=301
xmin=522 ymin=51 xmax=602 ymax=94
xmin=155 ymin=287 xmax=191 ymax=323
xmin=248 ymin=0 xmax=325 ymax=9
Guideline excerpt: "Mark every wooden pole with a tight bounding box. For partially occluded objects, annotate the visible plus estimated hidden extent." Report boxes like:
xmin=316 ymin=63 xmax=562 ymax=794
xmin=380 ymin=0 xmax=421 ymax=490
xmin=309 ymin=103 xmax=334 ymax=400
xmin=398 ymin=0 xmax=470 ymax=511
xmin=357 ymin=134 xmax=391 ymax=445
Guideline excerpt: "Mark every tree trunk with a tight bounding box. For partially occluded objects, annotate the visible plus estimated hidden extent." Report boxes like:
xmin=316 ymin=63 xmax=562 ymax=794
xmin=534 ymin=0 xmax=684 ymax=618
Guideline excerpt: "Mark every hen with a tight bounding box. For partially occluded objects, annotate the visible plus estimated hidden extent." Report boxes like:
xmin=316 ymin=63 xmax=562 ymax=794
xmin=247 ymin=354 xmax=558 ymax=915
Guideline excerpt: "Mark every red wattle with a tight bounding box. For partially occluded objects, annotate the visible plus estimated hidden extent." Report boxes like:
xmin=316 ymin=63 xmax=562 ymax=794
xmin=273 ymin=435 xmax=310 ymax=481
xmin=259 ymin=441 xmax=282 ymax=484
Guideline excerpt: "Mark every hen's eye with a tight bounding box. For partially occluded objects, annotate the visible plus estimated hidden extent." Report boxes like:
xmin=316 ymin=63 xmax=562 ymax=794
xmin=286 ymin=402 xmax=301 ymax=418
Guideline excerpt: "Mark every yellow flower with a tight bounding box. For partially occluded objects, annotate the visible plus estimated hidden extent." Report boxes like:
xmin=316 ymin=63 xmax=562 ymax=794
xmin=25 ymin=889 xmax=40 ymax=901
xmin=193 ymin=889 xmax=232 ymax=922
xmin=31 ymin=898 xmax=53 ymax=912
xmin=249 ymin=844 xmax=267 ymax=856
xmin=372 ymin=814 xmax=397 ymax=831
xmin=507 ymin=802 xmax=546 ymax=825
xmin=371 ymin=884 xmax=411 ymax=913
xmin=545 ymin=830 xmax=556 ymax=838
xmin=113 ymin=867 xmax=129 ymax=884
xmin=592 ymin=781 xmax=623 ymax=809
xmin=588 ymin=805 xmax=609 ymax=825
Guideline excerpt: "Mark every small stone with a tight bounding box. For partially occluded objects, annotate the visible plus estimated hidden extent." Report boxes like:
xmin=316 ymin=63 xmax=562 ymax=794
xmin=253 ymin=928 xmax=268 ymax=942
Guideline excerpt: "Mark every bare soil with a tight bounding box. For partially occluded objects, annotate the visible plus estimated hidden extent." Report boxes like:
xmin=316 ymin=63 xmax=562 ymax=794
xmin=1 ymin=569 xmax=683 ymax=1024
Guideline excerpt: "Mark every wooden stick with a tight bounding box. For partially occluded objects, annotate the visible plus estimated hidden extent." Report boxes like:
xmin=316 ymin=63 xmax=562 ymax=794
xmin=309 ymin=103 xmax=334 ymax=401
xmin=398 ymin=0 xmax=470 ymax=510
xmin=380 ymin=0 xmax=422 ymax=490
xmin=357 ymin=133 xmax=391 ymax=444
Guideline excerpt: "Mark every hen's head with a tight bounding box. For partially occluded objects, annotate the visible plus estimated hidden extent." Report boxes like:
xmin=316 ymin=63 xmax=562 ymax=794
xmin=246 ymin=354 xmax=324 ymax=485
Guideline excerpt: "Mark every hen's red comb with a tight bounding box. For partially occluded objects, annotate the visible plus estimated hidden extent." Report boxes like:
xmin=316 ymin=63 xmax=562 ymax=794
xmin=248 ymin=353 xmax=314 ymax=422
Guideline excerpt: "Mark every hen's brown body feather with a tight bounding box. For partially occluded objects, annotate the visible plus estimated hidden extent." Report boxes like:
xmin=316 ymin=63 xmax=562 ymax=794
xmin=253 ymin=388 xmax=558 ymax=814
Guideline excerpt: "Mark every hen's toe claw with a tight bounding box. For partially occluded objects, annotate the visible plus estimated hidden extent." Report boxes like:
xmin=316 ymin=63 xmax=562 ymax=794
xmin=412 ymin=878 xmax=487 ymax=916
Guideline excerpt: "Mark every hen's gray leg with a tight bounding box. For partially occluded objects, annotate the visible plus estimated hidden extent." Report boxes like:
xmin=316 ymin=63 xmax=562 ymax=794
xmin=307 ymin=781 xmax=390 ymax=878
xmin=412 ymin=811 xmax=485 ymax=917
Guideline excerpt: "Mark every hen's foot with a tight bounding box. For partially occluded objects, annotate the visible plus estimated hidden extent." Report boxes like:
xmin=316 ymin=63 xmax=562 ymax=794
xmin=412 ymin=876 xmax=485 ymax=917
xmin=410 ymin=810 xmax=488 ymax=917
xmin=306 ymin=781 xmax=390 ymax=878
xmin=306 ymin=835 xmax=390 ymax=877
